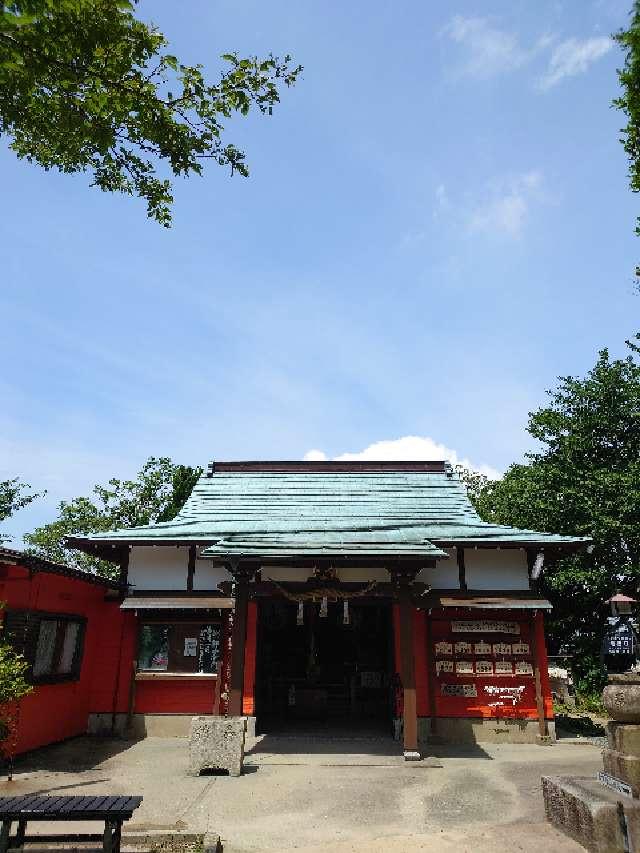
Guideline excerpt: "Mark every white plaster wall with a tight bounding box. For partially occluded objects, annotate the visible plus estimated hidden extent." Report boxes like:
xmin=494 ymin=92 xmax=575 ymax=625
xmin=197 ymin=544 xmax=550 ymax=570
xmin=128 ymin=546 xmax=189 ymax=590
xmin=128 ymin=548 xmax=232 ymax=591
xmin=464 ymin=548 xmax=529 ymax=590
xmin=193 ymin=559 xmax=231 ymax=590
xmin=127 ymin=548 xmax=529 ymax=592
xmin=417 ymin=549 xmax=458 ymax=588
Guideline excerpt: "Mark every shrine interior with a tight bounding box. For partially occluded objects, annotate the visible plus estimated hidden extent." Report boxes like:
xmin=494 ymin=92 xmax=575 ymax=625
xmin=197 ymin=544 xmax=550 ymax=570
xmin=255 ymin=598 xmax=393 ymax=735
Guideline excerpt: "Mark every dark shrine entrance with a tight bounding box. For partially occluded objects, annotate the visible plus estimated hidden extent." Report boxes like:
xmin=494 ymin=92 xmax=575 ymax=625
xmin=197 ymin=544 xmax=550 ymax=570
xmin=255 ymin=598 xmax=394 ymax=735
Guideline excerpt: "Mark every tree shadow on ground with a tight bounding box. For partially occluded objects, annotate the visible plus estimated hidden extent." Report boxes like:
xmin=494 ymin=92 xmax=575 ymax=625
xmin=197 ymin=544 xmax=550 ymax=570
xmin=4 ymin=735 xmax=141 ymax=778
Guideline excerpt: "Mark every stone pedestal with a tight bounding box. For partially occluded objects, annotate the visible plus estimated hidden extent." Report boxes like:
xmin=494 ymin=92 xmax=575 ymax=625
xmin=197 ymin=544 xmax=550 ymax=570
xmin=542 ymin=776 xmax=639 ymax=853
xmin=188 ymin=716 xmax=246 ymax=777
xmin=544 ymin=674 xmax=640 ymax=852
xmin=601 ymin=676 xmax=640 ymax=799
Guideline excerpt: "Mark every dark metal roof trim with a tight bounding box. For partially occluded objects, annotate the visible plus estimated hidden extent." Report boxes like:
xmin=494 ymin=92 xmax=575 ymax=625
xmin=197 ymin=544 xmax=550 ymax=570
xmin=0 ymin=547 xmax=120 ymax=588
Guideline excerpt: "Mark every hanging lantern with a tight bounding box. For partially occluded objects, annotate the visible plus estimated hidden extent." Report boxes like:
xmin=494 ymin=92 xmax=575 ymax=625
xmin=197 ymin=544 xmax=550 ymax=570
xmin=320 ymin=595 xmax=328 ymax=618
xmin=297 ymin=601 xmax=304 ymax=626
xmin=343 ymin=599 xmax=350 ymax=626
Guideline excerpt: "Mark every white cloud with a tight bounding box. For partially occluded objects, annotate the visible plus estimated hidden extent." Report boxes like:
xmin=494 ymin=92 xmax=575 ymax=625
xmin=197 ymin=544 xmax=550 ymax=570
xmin=468 ymin=171 xmax=544 ymax=237
xmin=303 ymin=449 xmax=328 ymax=461
xmin=304 ymin=435 xmax=500 ymax=480
xmin=443 ymin=16 xmax=553 ymax=79
xmin=443 ymin=16 xmax=611 ymax=90
xmin=538 ymin=36 xmax=613 ymax=90
xmin=433 ymin=183 xmax=451 ymax=219
xmin=443 ymin=15 xmax=530 ymax=78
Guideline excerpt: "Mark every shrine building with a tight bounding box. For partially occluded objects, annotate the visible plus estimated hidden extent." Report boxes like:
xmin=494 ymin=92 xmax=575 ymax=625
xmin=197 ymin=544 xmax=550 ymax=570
xmin=64 ymin=460 xmax=590 ymax=756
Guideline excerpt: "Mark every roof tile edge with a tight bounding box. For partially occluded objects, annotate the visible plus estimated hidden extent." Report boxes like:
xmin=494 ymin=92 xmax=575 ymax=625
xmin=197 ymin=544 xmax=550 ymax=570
xmin=207 ymin=460 xmax=449 ymax=476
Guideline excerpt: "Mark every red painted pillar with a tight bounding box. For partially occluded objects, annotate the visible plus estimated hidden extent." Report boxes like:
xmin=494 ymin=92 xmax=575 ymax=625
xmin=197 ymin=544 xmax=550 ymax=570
xmin=220 ymin=610 xmax=233 ymax=715
xmin=413 ymin=609 xmax=429 ymax=718
xmin=534 ymin=611 xmax=554 ymax=720
xmin=242 ymin=602 xmax=258 ymax=716
xmin=392 ymin=603 xmax=402 ymax=674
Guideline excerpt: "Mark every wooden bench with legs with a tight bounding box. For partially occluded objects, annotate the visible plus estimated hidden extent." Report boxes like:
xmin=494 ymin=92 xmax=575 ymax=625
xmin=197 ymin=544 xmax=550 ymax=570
xmin=0 ymin=795 xmax=143 ymax=853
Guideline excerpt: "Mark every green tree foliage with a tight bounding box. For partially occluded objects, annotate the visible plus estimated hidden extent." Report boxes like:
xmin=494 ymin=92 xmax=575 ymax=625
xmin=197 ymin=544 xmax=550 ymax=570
xmin=0 ymin=608 xmax=32 ymax=773
xmin=24 ymin=457 xmax=202 ymax=576
xmin=470 ymin=336 xmax=640 ymax=693
xmin=0 ymin=478 xmax=41 ymax=542
xmin=0 ymin=642 xmax=31 ymax=709
xmin=0 ymin=1 xmax=302 ymax=225
xmin=615 ymin=2 xmax=640 ymax=274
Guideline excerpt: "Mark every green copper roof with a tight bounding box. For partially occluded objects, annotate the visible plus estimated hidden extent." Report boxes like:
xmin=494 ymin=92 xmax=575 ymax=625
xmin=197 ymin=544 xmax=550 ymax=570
xmin=68 ymin=462 xmax=590 ymax=559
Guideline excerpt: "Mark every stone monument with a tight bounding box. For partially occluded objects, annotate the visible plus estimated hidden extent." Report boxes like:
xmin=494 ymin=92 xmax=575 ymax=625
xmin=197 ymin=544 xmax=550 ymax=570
xmin=543 ymin=594 xmax=640 ymax=852
xmin=188 ymin=716 xmax=246 ymax=777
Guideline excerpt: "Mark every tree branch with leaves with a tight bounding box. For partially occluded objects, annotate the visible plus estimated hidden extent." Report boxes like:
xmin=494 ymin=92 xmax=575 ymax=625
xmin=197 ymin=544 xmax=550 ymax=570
xmin=0 ymin=478 xmax=41 ymax=543
xmin=0 ymin=1 xmax=302 ymax=224
xmin=24 ymin=457 xmax=201 ymax=576
xmin=615 ymin=2 xmax=640 ymax=278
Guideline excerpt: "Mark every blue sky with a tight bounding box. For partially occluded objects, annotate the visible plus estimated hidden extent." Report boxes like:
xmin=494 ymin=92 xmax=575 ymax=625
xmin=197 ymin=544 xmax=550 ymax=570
xmin=1 ymin=0 xmax=638 ymax=544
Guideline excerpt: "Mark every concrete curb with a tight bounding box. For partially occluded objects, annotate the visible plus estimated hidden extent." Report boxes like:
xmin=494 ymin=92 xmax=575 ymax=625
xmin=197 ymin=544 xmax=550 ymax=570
xmin=122 ymin=829 xmax=217 ymax=852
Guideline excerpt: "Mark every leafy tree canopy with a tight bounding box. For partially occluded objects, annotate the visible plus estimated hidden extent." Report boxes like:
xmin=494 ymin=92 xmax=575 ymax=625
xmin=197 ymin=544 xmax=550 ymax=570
xmin=0 ymin=478 xmax=41 ymax=542
xmin=469 ymin=335 xmax=640 ymax=693
xmin=615 ymin=2 xmax=640 ymax=275
xmin=0 ymin=1 xmax=301 ymax=225
xmin=24 ymin=456 xmax=202 ymax=576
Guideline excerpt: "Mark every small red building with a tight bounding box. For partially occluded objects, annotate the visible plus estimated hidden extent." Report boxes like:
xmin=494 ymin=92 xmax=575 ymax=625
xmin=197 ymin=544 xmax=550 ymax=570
xmin=59 ymin=460 xmax=589 ymax=756
xmin=0 ymin=462 xmax=591 ymax=758
xmin=0 ymin=548 xmax=124 ymax=754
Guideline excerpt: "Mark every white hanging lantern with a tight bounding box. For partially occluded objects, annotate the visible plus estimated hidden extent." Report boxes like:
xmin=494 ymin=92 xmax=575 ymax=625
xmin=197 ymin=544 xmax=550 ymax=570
xmin=343 ymin=599 xmax=350 ymax=626
xmin=320 ymin=596 xmax=328 ymax=618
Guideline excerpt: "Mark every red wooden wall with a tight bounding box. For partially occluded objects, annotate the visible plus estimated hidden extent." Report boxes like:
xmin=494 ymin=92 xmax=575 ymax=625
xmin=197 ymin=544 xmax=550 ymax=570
xmin=0 ymin=563 xmax=119 ymax=754
xmin=393 ymin=603 xmax=553 ymax=721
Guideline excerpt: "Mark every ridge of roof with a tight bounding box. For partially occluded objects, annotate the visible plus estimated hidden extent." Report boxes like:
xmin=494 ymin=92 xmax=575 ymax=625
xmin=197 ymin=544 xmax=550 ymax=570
xmin=208 ymin=460 xmax=449 ymax=474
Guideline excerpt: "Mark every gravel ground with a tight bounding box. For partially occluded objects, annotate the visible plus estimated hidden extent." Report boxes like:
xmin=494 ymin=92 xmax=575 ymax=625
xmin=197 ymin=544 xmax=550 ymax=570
xmin=1 ymin=734 xmax=604 ymax=853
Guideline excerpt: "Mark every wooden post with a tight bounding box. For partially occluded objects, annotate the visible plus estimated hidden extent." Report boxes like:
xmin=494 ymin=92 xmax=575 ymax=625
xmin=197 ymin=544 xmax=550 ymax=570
xmin=220 ymin=610 xmax=233 ymax=715
xmin=117 ymin=547 xmax=129 ymax=591
xmin=425 ymin=611 xmax=437 ymax=737
xmin=457 ymin=547 xmax=467 ymax=591
xmin=242 ymin=601 xmax=258 ymax=717
xmin=390 ymin=566 xmax=420 ymax=760
xmin=531 ymin=611 xmax=549 ymax=739
xmin=213 ymin=661 xmax=222 ymax=715
xmin=126 ymin=623 xmax=140 ymax=731
xmin=228 ymin=564 xmax=255 ymax=717
xmin=186 ymin=545 xmax=196 ymax=592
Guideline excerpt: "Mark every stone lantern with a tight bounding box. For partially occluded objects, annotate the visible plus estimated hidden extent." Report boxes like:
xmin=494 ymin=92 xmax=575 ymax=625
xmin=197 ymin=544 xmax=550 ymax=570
xmin=543 ymin=592 xmax=640 ymax=851
xmin=607 ymin=593 xmax=638 ymax=617
xmin=602 ymin=592 xmax=639 ymax=675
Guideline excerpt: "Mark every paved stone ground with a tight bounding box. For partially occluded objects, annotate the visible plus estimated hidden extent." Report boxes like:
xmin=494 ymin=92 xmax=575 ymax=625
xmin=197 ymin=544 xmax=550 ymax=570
xmin=0 ymin=734 xmax=603 ymax=852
